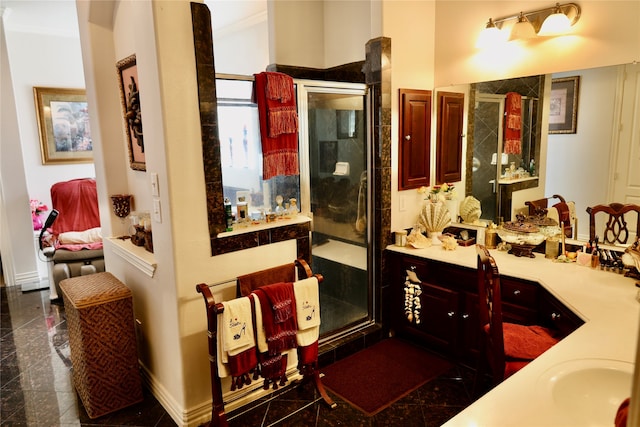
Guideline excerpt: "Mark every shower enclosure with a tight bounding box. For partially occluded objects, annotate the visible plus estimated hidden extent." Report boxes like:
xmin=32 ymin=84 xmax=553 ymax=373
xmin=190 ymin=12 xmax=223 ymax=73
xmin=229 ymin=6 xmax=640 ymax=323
xmin=297 ymin=81 xmax=371 ymax=338
xmin=472 ymin=93 xmax=538 ymax=222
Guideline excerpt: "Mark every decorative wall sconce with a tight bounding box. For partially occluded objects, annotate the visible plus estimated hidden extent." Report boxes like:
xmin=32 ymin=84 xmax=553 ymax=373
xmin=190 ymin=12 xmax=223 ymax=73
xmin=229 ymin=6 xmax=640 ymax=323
xmin=477 ymin=2 xmax=581 ymax=47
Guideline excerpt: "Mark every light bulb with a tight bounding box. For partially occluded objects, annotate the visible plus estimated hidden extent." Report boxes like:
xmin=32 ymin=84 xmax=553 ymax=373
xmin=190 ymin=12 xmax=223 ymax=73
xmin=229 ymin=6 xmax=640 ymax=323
xmin=510 ymin=12 xmax=536 ymax=41
xmin=539 ymin=4 xmax=572 ymax=36
xmin=476 ymin=18 xmax=508 ymax=49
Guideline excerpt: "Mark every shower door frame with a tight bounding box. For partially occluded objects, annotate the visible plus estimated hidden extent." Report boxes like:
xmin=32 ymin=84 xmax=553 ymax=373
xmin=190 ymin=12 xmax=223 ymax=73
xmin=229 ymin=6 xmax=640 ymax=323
xmin=295 ymin=80 xmax=375 ymax=340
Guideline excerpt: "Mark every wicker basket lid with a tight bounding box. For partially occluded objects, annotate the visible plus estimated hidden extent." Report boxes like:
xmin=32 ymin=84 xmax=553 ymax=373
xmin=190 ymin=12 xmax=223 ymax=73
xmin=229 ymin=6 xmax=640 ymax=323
xmin=60 ymin=272 xmax=131 ymax=308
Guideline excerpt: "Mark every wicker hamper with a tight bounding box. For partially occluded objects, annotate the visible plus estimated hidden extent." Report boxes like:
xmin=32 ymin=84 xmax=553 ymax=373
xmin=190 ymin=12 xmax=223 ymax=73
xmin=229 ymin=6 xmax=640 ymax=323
xmin=60 ymin=272 xmax=143 ymax=419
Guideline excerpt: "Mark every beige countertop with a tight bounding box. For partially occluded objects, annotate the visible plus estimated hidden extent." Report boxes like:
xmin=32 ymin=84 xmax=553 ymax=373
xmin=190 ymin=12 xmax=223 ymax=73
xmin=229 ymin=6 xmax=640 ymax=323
xmin=387 ymin=243 xmax=640 ymax=427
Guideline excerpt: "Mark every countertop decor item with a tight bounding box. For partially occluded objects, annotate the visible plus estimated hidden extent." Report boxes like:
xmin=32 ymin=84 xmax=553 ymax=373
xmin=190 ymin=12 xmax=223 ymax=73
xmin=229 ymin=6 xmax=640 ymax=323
xmin=497 ymin=214 xmax=546 ymax=258
xmin=418 ymin=200 xmax=451 ymax=245
xmin=459 ymin=196 xmax=482 ymax=224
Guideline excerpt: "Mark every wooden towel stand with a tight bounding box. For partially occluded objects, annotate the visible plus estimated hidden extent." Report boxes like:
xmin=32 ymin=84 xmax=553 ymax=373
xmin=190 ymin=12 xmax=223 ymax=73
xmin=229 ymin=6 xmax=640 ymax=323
xmin=196 ymin=259 xmax=336 ymax=427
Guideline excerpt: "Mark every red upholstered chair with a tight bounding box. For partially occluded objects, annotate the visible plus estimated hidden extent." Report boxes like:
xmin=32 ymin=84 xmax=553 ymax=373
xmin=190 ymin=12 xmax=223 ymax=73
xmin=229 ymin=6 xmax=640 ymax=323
xmin=587 ymin=203 xmax=640 ymax=245
xmin=476 ymin=245 xmax=559 ymax=384
xmin=41 ymin=178 xmax=105 ymax=300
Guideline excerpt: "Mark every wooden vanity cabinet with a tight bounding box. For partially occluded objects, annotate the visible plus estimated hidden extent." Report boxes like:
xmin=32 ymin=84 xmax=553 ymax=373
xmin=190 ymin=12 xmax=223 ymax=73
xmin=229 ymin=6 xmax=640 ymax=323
xmin=388 ymin=251 xmax=584 ymax=366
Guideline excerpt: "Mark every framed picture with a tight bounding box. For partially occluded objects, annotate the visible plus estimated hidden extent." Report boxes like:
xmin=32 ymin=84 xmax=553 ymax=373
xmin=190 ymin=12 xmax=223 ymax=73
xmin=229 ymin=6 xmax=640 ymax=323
xmin=33 ymin=87 xmax=93 ymax=165
xmin=117 ymin=54 xmax=146 ymax=171
xmin=549 ymin=76 xmax=580 ymax=134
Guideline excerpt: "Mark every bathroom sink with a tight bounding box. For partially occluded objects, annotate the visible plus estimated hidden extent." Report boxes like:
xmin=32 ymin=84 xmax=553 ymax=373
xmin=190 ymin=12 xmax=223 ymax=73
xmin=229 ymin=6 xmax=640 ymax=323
xmin=537 ymin=359 xmax=633 ymax=426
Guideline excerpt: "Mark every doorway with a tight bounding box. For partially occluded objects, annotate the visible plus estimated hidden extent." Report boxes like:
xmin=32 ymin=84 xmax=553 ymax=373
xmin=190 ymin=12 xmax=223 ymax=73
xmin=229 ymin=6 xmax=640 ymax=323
xmin=297 ymin=81 xmax=372 ymax=338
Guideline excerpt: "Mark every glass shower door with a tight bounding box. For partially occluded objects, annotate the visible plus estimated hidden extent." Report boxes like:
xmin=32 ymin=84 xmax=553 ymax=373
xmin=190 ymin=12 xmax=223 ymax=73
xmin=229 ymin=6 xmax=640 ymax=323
xmin=299 ymin=83 xmax=370 ymax=337
xmin=473 ymin=95 xmax=504 ymax=223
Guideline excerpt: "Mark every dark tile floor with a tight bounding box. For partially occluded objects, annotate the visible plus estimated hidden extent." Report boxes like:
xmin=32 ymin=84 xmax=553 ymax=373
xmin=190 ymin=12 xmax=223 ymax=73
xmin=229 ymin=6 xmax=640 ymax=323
xmin=1 ymin=284 xmax=486 ymax=426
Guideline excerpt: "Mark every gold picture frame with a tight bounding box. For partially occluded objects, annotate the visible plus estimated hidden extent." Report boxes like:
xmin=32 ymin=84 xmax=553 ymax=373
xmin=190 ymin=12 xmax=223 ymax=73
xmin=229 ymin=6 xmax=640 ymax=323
xmin=117 ymin=54 xmax=146 ymax=171
xmin=549 ymin=76 xmax=580 ymax=134
xmin=33 ymin=87 xmax=93 ymax=165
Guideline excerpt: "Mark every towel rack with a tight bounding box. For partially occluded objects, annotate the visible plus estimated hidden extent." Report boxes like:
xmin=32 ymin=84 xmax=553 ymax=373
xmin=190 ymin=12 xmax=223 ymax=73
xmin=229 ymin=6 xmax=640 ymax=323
xmin=196 ymin=258 xmax=335 ymax=427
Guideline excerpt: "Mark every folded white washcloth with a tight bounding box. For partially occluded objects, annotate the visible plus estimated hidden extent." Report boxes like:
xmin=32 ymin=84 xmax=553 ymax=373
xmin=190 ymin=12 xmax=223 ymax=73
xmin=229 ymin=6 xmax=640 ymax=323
xmin=221 ymin=297 xmax=255 ymax=356
xmin=293 ymin=277 xmax=320 ymax=346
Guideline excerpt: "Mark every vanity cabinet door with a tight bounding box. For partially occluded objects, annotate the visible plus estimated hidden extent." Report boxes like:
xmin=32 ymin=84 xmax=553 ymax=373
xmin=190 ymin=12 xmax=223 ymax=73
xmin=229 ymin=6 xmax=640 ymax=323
xmin=436 ymin=91 xmax=464 ymax=184
xmin=398 ymin=89 xmax=431 ymax=190
xmin=391 ymin=254 xmax=460 ymax=358
xmin=538 ymin=288 xmax=585 ymax=338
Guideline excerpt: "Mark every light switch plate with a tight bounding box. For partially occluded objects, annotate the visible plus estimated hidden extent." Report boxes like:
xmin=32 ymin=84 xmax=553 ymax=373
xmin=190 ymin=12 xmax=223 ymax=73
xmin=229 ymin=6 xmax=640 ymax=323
xmin=152 ymin=199 xmax=162 ymax=223
xmin=150 ymin=172 xmax=159 ymax=197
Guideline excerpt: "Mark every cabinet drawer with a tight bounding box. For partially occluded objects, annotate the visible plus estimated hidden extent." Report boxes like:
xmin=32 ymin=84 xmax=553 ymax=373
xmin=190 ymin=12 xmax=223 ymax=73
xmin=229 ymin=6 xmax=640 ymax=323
xmin=399 ymin=257 xmax=431 ymax=283
xmin=501 ymin=277 xmax=538 ymax=307
xmin=538 ymin=290 xmax=585 ymax=338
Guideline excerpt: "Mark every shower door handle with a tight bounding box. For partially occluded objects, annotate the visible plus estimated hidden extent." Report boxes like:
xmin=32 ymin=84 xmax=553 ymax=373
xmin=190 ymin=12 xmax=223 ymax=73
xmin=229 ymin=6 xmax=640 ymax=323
xmin=489 ymin=179 xmax=496 ymax=193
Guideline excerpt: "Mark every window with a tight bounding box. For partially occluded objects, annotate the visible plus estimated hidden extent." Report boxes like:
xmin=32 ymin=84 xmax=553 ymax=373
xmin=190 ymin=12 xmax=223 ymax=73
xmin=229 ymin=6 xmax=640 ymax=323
xmin=216 ymin=78 xmax=300 ymax=220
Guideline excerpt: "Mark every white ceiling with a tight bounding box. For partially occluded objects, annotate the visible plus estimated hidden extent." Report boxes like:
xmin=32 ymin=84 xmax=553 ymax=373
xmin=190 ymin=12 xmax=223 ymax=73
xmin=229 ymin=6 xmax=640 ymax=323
xmin=0 ymin=0 xmax=265 ymax=38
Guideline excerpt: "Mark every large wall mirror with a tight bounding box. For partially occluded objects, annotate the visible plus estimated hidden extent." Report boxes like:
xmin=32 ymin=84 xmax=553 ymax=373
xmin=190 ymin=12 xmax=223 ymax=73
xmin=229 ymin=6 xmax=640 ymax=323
xmin=452 ymin=62 xmax=637 ymax=243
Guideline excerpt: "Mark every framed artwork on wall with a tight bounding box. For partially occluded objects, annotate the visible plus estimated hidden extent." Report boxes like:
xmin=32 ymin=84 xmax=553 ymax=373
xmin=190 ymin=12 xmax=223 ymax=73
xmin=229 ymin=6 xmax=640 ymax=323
xmin=549 ymin=76 xmax=580 ymax=134
xmin=117 ymin=54 xmax=146 ymax=171
xmin=33 ymin=87 xmax=93 ymax=165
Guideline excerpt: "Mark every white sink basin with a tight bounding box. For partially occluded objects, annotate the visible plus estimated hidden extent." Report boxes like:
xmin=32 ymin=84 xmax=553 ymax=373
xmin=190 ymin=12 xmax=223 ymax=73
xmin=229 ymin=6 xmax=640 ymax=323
xmin=537 ymin=359 xmax=633 ymax=426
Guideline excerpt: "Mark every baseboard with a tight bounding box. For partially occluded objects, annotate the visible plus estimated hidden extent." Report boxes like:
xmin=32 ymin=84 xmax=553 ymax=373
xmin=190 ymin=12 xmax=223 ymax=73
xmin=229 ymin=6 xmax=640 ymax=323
xmin=15 ymin=271 xmax=40 ymax=286
xmin=139 ymin=362 xmax=189 ymax=426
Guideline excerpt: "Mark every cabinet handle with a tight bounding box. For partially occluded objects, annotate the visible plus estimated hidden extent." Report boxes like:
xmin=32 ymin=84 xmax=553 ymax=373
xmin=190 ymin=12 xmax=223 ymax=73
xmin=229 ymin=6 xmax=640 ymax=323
xmin=462 ymin=313 xmax=470 ymax=319
xmin=447 ymin=311 xmax=455 ymax=318
xmin=405 ymin=135 xmax=411 ymax=141
xmin=513 ymin=290 xmax=521 ymax=296
xmin=551 ymin=312 xmax=561 ymax=320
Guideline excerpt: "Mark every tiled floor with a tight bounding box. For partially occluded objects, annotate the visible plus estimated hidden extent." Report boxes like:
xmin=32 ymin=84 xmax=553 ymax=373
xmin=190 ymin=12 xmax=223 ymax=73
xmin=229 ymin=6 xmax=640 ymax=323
xmin=1 ymin=284 xmax=487 ymax=426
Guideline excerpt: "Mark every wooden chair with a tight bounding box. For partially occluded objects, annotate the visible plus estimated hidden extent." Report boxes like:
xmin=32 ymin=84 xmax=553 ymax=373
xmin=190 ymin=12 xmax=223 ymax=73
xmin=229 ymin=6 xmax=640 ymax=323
xmin=525 ymin=194 xmax=574 ymax=238
xmin=587 ymin=203 xmax=640 ymax=245
xmin=476 ymin=245 xmax=559 ymax=384
xmin=196 ymin=259 xmax=336 ymax=427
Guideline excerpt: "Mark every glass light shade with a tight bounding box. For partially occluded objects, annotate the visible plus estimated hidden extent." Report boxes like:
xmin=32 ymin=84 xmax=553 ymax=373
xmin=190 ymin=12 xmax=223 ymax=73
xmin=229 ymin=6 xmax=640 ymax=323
xmin=538 ymin=9 xmax=572 ymax=36
xmin=510 ymin=13 xmax=536 ymax=40
xmin=476 ymin=19 xmax=508 ymax=48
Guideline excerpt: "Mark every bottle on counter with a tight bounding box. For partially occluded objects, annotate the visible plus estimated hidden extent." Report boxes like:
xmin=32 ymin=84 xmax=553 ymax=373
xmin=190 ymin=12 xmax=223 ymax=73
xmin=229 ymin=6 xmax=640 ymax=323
xmin=224 ymin=197 xmax=233 ymax=231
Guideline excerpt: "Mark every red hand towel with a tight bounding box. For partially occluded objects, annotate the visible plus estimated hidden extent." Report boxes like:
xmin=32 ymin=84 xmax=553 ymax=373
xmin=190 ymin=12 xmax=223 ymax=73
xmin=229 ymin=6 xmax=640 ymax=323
xmin=504 ymin=92 xmax=522 ymax=155
xmin=253 ymin=72 xmax=299 ymax=180
xmin=254 ymin=285 xmax=298 ymax=355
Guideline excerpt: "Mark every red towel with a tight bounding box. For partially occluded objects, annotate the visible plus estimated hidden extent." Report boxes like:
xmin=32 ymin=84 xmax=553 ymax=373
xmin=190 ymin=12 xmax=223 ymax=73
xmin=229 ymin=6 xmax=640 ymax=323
xmin=615 ymin=397 xmax=629 ymax=427
xmin=253 ymin=72 xmax=299 ymax=180
xmin=254 ymin=285 xmax=298 ymax=355
xmin=504 ymin=92 xmax=522 ymax=155
xmin=51 ymin=178 xmax=101 ymax=235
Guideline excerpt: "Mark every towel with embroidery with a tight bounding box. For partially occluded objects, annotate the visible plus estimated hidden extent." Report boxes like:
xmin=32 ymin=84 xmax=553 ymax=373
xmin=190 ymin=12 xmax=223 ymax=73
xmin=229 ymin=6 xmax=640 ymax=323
xmin=504 ymin=92 xmax=522 ymax=155
xmin=254 ymin=284 xmax=298 ymax=355
xmin=216 ymin=297 xmax=258 ymax=390
xmin=253 ymin=72 xmax=299 ymax=179
xmin=293 ymin=277 xmax=320 ymax=347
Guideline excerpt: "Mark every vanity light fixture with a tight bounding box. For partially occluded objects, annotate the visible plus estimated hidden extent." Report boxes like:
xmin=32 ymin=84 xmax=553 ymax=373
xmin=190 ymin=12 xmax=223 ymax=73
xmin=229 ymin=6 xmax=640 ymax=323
xmin=476 ymin=18 xmax=508 ymax=48
xmin=478 ymin=2 xmax=581 ymax=47
xmin=538 ymin=3 xmax=574 ymax=36
xmin=510 ymin=12 xmax=536 ymax=40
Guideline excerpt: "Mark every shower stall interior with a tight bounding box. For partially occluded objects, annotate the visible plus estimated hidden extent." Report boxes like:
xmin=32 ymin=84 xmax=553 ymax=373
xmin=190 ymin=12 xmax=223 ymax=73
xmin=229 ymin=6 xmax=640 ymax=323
xmin=472 ymin=93 xmax=539 ymax=222
xmin=296 ymin=82 xmax=372 ymax=338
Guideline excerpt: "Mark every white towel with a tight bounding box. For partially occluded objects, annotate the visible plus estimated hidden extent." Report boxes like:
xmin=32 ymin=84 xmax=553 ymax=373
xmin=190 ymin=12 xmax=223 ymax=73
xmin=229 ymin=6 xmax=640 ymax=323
xmin=293 ymin=277 xmax=320 ymax=346
xmin=221 ymin=297 xmax=255 ymax=356
xmin=252 ymin=293 xmax=268 ymax=353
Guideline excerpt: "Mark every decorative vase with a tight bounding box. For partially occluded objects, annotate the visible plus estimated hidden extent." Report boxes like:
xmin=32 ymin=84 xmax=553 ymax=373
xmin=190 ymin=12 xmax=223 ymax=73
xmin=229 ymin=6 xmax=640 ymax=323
xmin=32 ymin=214 xmax=43 ymax=231
xmin=427 ymin=231 xmax=443 ymax=246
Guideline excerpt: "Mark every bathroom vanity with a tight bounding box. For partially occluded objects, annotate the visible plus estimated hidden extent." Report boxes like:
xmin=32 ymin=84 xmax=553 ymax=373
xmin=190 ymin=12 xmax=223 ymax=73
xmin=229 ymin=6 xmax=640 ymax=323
xmin=386 ymin=243 xmax=640 ymax=426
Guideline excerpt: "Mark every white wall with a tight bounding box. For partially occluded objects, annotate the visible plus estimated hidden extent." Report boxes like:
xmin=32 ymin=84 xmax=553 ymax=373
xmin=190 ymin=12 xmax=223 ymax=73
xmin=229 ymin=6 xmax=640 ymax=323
xmin=1 ymin=15 xmax=94 ymax=287
xmin=1 ymin=19 xmax=37 ymax=287
xmin=545 ymin=65 xmax=621 ymax=241
xmin=434 ymin=1 xmax=640 ymax=87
